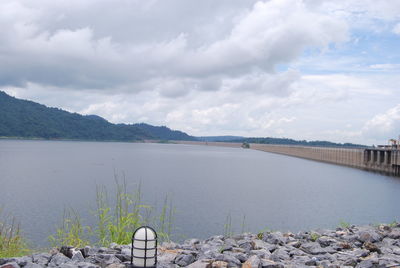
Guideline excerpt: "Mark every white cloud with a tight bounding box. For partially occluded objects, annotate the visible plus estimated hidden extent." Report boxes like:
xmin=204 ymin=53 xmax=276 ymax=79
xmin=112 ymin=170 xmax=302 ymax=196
xmin=362 ymin=105 xmax=400 ymax=143
xmin=0 ymin=0 xmax=347 ymax=92
xmin=370 ymin=64 xmax=400 ymax=70
xmin=393 ymin=23 xmax=400 ymax=35
xmin=1 ymin=0 xmax=400 ymax=145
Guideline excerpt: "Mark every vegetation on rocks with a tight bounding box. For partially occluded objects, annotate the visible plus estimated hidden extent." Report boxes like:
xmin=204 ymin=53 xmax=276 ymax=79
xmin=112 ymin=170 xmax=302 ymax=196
xmin=48 ymin=178 xmax=174 ymax=249
xmin=1 ymin=223 xmax=400 ymax=267
xmin=0 ymin=210 xmax=29 ymax=258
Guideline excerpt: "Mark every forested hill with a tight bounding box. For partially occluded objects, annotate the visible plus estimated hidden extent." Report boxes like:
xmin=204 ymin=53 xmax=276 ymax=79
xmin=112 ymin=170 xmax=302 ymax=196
xmin=224 ymin=137 xmax=366 ymax=148
xmin=0 ymin=91 xmax=196 ymax=141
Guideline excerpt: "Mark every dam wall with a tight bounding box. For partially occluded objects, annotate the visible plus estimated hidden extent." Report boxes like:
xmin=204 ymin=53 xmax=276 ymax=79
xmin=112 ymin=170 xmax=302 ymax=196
xmin=251 ymin=144 xmax=400 ymax=176
xmin=175 ymin=141 xmax=400 ymax=176
xmin=251 ymin=144 xmax=365 ymax=169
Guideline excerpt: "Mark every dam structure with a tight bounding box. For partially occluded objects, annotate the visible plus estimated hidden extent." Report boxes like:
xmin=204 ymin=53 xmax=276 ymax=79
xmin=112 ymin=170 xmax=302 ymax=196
xmin=251 ymin=144 xmax=400 ymax=176
xmin=176 ymin=141 xmax=400 ymax=176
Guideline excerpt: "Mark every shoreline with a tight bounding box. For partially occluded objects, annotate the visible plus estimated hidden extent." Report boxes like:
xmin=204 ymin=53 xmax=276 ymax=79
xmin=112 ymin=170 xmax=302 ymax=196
xmin=1 ymin=223 xmax=399 ymax=267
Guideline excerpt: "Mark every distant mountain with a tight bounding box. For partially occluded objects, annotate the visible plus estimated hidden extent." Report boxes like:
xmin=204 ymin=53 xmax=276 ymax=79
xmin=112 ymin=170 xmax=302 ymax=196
xmin=197 ymin=136 xmax=245 ymax=142
xmin=0 ymin=91 xmax=196 ymax=141
xmin=205 ymin=136 xmax=366 ymax=148
xmin=134 ymin=123 xmax=196 ymax=141
xmin=0 ymin=91 xmax=365 ymax=147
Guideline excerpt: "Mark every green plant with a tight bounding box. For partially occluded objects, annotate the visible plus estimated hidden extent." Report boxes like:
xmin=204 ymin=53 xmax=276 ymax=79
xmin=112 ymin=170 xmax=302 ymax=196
xmin=240 ymin=214 xmax=246 ymax=234
xmin=310 ymin=232 xmax=320 ymax=242
xmin=257 ymin=227 xmax=271 ymax=240
xmin=388 ymin=220 xmax=398 ymax=227
xmin=49 ymin=174 xmax=176 ymax=248
xmin=223 ymin=213 xmax=233 ymax=237
xmin=92 ymin=176 xmax=175 ymax=246
xmin=49 ymin=208 xmax=91 ymax=248
xmin=338 ymin=220 xmax=350 ymax=229
xmin=0 ymin=210 xmax=29 ymax=258
xmin=95 ymin=185 xmax=111 ymax=246
xmin=156 ymin=194 xmax=175 ymax=242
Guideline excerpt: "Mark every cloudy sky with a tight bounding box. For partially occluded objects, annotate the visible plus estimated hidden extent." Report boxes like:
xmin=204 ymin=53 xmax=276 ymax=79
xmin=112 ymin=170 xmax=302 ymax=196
xmin=1 ymin=0 xmax=400 ymax=145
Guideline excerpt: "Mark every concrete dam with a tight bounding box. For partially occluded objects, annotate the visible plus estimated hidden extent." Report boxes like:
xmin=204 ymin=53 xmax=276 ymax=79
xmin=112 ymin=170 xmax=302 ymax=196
xmin=177 ymin=141 xmax=400 ymax=176
xmin=251 ymin=144 xmax=400 ymax=176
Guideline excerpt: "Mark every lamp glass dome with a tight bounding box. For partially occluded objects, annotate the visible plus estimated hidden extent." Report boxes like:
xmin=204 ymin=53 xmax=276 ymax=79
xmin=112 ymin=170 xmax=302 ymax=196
xmin=131 ymin=226 xmax=157 ymax=268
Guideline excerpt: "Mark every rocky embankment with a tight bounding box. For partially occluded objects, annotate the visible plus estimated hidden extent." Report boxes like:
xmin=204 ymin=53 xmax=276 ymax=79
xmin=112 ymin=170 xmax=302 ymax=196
xmin=1 ymin=224 xmax=400 ymax=268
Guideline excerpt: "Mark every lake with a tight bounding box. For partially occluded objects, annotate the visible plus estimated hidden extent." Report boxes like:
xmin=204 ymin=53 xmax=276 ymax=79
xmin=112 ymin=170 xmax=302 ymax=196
xmin=0 ymin=140 xmax=399 ymax=246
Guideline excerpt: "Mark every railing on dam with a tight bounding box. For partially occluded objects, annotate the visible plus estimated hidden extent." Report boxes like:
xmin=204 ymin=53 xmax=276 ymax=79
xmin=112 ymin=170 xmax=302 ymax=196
xmin=251 ymin=144 xmax=400 ymax=176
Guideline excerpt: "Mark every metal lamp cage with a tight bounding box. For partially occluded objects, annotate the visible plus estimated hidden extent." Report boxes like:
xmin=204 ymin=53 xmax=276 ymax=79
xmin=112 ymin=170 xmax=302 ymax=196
xmin=129 ymin=226 xmax=158 ymax=268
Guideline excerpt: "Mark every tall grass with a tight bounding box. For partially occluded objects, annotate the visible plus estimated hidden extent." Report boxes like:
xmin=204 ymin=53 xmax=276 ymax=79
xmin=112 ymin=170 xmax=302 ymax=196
xmin=0 ymin=209 xmax=29 ymax=258
xmin=50 ymin=176 xmax=175 ymax=248
xmin=48 ymin=208 xmax=91 ymax=248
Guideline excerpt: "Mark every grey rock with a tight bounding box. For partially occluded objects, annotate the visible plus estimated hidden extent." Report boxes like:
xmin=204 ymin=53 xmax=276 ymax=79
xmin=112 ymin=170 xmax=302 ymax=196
xmin=161 ymin=241 xmax=178 ymax=249
xmin=260 ymin=259 xmax=284 ymax=268
xmin=32 ymin=253 xmax=52 ymax=266
xmin=0 ymin=261 xmax=20 ymax=268
xmin=300 ymin=242 xmax=326 ymax=255
xmin=75 ymin=262 xmax=100 ymax=268
xmin=59 ymin=264 xmax=77 ymax=268
xmin=158 ymin=251 xmax=179 ymax=263
xmin=48 ymin=253 xmax=71 ymax=267
xmin=224 ymin=238 xmax=238 ymax=248
xmin=291 ymin=255 xmax=312 ymax=264
xmin=105 ymin=264 xmax=125 ymax=268
xmin=388 ymin=229 xmax=400 ymax=239
xmin=215 ymin=253 xmax=241 ymax=267
xmin=304 ymin=256 xmax=318 ymax=266
xmin=270 ymin=248 xmax=289 ymax=261
xmin=243 ymin=255 xmax=261 ymax=268
xmin=72 ymin=251 xmax=85 ymax=262
xmin=186 ymin=239 xmax=200 ymax=246
xmin=263 ymin=232 xmax=286 ymax=245
xmin=355 ymin=258 xmax=379 ymax=268
xmin=287 ymin=240 xmax=301 ymax=248
xmin=317 ymin=236 xmax=337 ymax=247
xmin=355 ymin=229 xmax=381 ymax=243
xmin=0 ymin=262 xmax=20 ymax=268
xmin=175 ymin=254 xmax=195 ymax=267
xmin=23 ymin=263 xmax=42 ymax=268
xmin=253 ymin=240 xmax=269 ymax=250
xmin=60 ymin=246 xmax=74 ymax=258
xmin=392 ymin=247 xmax=400 ymax=255
xmin=3 ymin=257 xmax=31 ymax=267
xmin=121 ymin=248 xmax=131 ymax=256
xmin=231 ymin=252 xmax=248 ymax=263
xmin=250 ymin=249 xmax=271 ymax=259
xmin=238 ymin=240 xmax=254 ymax=251
xmin=342 ymin=257 xmax=357 ymax=267
xmin=351 ymin=248 xmax=370 ymax=258
xmin=186 ymin=260 xmax=212 ymax=268
xmin=220 ymin=245 xmax=233 ymax=253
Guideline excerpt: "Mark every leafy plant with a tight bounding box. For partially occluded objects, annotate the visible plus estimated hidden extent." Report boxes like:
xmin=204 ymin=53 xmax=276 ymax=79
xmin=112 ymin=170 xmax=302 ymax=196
xmin=0 ymin=210 xmax=29 ymax=258
xmin=257 ymin=227 xmax=271 ymax=240
xmin=338 ymin=220 xmax=350 ymax=229
xmin=310 ymin=232 xmax=320 ymax=242
xmin=223 ymin=213 xmax=233 ymax=237
xmin=48 ymin=208 xmax=91 ymax=248
xmin=240 ymin=214 xmax=247 ymax=234
xmin=50 ymin=175 xmax=176 ymax=248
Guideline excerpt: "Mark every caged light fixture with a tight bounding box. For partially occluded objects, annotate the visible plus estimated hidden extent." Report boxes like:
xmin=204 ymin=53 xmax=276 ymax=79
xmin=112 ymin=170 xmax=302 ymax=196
xmin=126 ymin=226 xmax=158 ymax=268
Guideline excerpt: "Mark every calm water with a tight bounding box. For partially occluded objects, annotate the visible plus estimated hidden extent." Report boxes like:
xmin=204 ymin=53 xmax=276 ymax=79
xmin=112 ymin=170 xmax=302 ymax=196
xmin=0 ymin=140 xmax=399 ymax=246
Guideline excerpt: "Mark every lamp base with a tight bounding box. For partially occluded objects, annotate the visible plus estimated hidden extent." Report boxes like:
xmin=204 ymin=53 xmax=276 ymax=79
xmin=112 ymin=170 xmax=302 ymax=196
xmin=125 ymin=265 xmax=156 ymax=268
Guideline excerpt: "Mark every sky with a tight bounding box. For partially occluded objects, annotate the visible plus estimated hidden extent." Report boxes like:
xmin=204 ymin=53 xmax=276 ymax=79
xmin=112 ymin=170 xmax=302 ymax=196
xmin=1 ymin=0 xmax=400 ymax=145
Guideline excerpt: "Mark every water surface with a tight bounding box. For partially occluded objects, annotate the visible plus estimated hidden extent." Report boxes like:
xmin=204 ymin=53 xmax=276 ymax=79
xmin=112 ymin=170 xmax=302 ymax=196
xmin=0 ymin=140 xmax=399 ymax=246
